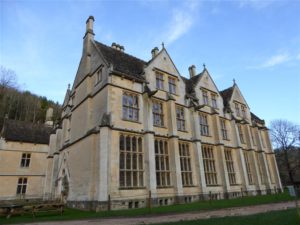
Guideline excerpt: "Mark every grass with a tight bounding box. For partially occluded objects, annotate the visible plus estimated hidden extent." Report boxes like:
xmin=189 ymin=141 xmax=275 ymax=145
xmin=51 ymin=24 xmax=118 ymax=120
xmin=0 ymin=192 xmax=295 ymax=224
xmin=152 ymin=209 xmax=300 ymax=225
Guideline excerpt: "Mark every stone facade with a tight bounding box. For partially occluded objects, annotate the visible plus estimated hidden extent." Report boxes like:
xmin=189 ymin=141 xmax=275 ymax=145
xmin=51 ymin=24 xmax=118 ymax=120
xmin=0 ymin=120 xmax=51 ymax=200
xmin=45 ymin=16 xmax=282 ymax=210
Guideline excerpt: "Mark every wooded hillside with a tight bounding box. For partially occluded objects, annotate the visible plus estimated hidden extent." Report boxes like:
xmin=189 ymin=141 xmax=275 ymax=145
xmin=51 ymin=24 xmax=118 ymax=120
xmin=0 ymin=66 xmax=62 ymax=129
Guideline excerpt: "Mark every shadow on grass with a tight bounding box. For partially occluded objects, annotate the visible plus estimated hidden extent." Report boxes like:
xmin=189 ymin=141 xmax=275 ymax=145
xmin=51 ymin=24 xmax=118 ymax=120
xmin=0 ymin=192 xmax=295 ymax=224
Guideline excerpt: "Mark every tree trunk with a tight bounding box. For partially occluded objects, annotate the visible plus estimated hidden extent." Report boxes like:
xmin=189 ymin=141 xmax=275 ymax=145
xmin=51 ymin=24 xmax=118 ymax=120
xmin=283 ymin=149 xmax=294 ymax=184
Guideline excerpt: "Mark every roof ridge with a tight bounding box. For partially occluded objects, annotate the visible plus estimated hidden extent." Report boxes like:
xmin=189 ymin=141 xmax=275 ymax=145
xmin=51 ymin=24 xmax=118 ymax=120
xmin=94 ymin=41 xmax=147 ymax=64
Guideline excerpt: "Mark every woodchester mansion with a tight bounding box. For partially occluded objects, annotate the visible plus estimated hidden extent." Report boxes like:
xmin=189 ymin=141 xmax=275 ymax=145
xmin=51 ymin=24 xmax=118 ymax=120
xmin=0 ymin=16 xmax=282 ymax=210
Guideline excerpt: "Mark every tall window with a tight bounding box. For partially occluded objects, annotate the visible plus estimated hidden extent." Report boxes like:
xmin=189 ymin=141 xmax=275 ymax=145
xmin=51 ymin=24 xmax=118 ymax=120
xmin=251 ymin=128 xmax=256 ymax=146
xmin=179 ymin=142 xmax=193 ymax=186
xmin=235 ymin=103 xmax=240 ymax=117
xmin=153 ymin=101 xmax=164 ymax=127
xmin=199 ymin=113 xmax=209 ymax=136
xmin=255 ymin=152 xmax=264 ymax=184
xmin=176 ymin=106 xmax=185 ymax=131
xmin=156 ymin=72 xmax=164 ymax=90
xmin=155 ymin=139 xmax=171 ymax=187
xmin=119 ymin=135 xmax=144 ymax=188
xmin=261 ymin=131 xmax=266 ymax=148
xmin=96 ymin=67 xmax=102 ymax=84
xmin=224 ymin=148 xmax=236 ymax=185
xmin=211 ymin=94 xmax=218 ymax=108
xmin=202 ymin=90 xmax=209 ymax=105
xmin=202 ymin=145 xmax=218 ymax=185
xmin=168 ymin=77 xmax=176 ymax=94
xmin=244 ymin=151 xmax=253 ymax=184
xmin=122 ymin=93 xmax=139 ymax=121
xmin=20 ymin=153 xmax=31 ymax=168
xmin=237 ymin=124 xmax=245 ymax=144
xmin=16 ymin=177 xmax=27 ymax=195
xmin=220 ymin=119 xmax=228 ymax=140
xmin=241 ymin=105 xmax=246 ymax=118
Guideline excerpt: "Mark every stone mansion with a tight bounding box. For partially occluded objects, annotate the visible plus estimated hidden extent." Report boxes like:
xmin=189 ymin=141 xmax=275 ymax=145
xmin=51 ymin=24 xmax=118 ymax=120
xmin=44 ymin=16 xmax=282 ymax=210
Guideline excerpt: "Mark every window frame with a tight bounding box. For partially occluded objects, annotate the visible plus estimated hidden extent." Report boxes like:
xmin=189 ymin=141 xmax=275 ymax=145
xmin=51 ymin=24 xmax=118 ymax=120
xmin=156 ymin=72 xmax=164 ymax=90
xmin=119 ymin=134 xmax=144 ymax=189
xmin=176 ymin=106 xmax=185 ymax=131
xmin=238 ymin=124 xmax=245 ymax=144
xmin=224 ymin=148 xmax=237 ymax=185
xmin=235 ymin=102 xmax=241 ymax=117
xmin=155 ymin=139 xmax=171 ymax=187
xmin=211 ymin=93 xmax=218 ymax=108
xmin=202 ymin=145 xmax=218 ymax=186
xmin=220 ymin=119 xmax=228 ymax=140
xmin=168 ymin=77 xmax=176 ymax=94
xmin=202 ymin=90 xmax=209 ymax=105
xmin=179 ymin=142 xmax=193 ymax=187
xmin=199 ymin=113 xmax=209 ymax=136
xmin=95 ymin=67 xmax=103 ymax=85
xmin=122 ymin=92 xmax=139 ymax=122
xmin=153 ymin=101 xmax=164 ymax=127
xmin=244 ymin=151 xmax=254 ymax=185
xmin=20 ymin=153 xmax=31 ymax=168
xmin=16 ymin=177 xmax=28 ymax=195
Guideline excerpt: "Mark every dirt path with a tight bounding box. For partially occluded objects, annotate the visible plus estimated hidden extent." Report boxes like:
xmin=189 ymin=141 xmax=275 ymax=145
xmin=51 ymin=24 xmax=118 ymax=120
xmin=21 ymin=201 xmax=297 ymax=225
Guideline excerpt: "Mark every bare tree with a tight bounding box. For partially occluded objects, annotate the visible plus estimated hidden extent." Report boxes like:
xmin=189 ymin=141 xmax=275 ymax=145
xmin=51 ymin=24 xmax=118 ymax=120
xmin=0 ymin=66 xmax=18 ymax=89
xmin=270 ymin=120 xmax=300 ymax=184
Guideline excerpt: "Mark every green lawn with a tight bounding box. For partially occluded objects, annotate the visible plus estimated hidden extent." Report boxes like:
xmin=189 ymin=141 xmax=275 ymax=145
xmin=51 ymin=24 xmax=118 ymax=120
xmin=152 ymin=209 xmax=300 ymax=225
xmin=0 ymin=192 xmax=295 ymax=224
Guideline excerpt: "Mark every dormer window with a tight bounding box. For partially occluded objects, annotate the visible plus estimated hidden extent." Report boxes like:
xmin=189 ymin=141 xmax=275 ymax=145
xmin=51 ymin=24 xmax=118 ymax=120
xmin=241 ymin=105 xmax=246 ymax=118
xmin=156 ymin=72 xmax=164 ymax=90
xmin=202 ymin=90 xmax=209 ymax=105
xmin=211 ymin=94 xmax=218 ymax=108
xmin=235 ymin=103 xmax=240 ymax=117
xmin=168 ymin=77 xmax=176 ymax=94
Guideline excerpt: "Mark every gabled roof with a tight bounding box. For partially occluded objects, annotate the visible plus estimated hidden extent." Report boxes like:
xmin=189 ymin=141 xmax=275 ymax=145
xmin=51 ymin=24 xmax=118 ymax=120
xmin=181 ymin=71 xmax=205 ymax=95
xmin=220 ymin=86 xmax=234 ymax=106
xmin=95 ymin=41 xmax=146 ymax=80
xmin=250 ymin=112 xmax=265 ymax=125
xmin=1 ymin=119 xmax=52 ymax=144
xmin=62 ymin=88 xmax=71 ymax=108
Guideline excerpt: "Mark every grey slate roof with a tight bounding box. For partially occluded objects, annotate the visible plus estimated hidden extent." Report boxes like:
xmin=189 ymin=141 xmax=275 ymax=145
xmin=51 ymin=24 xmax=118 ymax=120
xmin=1 ymin=119 xmax=52 ymax=144
xmin=181 ymin=72 xmax=204 ymax=95
xmin=220 ymin=86 xmax=234 ymax=106
xmin=95 ymin=41 xmax=146 ymax=80
xmin=250 ymin=112 xmax=265 ymax=124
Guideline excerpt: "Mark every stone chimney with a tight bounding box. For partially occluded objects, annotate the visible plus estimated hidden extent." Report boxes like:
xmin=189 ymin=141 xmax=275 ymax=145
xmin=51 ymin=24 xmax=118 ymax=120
xmin=83 ymin=16 xmax=95 ymax=56
xmin=151 ymin=47 xmax=159 ymax=58
xmin=45 ymin=107 xmax=54 ymax=126
xmin=188 ymin=65 xmax=196 ymax=78
xmin=111 ymin=43 xmax=125 ymax=52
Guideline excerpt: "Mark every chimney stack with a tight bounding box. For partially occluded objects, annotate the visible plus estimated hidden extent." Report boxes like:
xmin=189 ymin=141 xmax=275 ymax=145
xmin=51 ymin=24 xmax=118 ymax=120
xmin=151 ymin=47 xmax=159 ymax=58
xmin=84 ymin=16 xmax=95 ymax=39
xmin=83 ymin=16 xmax=95 ymax=57
xmin=188 ymin=65 xmax=196 ymax=78
xmin=45 ymin=107 xmax=54 ymax=126
xmin=111 ymin=43 xmax=125 ymax=52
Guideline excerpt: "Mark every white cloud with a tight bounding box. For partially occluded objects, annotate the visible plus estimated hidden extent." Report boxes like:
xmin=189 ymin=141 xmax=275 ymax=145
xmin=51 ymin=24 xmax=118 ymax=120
xmin=163 ymin=1 xmax=200 ymax=45
xmin=261 ymin=53 xmax=290 ymax=68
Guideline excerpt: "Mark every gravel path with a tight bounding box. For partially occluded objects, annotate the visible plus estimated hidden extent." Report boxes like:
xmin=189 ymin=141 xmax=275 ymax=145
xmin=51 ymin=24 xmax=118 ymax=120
xmin=20 ymin=201 xmax=297 ymax=225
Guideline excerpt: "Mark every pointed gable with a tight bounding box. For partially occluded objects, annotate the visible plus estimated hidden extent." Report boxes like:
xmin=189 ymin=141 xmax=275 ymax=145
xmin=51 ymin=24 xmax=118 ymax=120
xmin=146 ymin=48 xmax=181 ymax=77
xmin=197 ymin=69 xmax=219 ymax=93
xmin=231 ymin=84 xmax=249 ymax=107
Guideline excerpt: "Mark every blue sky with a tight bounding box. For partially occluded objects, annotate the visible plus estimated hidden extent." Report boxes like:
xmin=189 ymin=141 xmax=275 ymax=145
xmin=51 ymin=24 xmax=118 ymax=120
xmin=1 ymin=0 xmax=300 ymax=125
